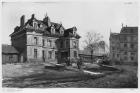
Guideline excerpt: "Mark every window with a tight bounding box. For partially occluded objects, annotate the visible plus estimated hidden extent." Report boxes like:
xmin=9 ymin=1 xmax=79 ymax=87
xmin=42 ymin=39 xmax=45 ymax=46
xmin=124 ymin=56 xmax=128 ymax=61
xmin=34 ymin=49 xmax=37 ymax=58
xmin=60 ymin=27 xmax=64 ymax=35
xmin=9 ymin=55 xmax=13 ymax=61
xmin=124 ymin=36 xmax=127 ymax=41
xmin=73 ymin=41 xmax=77 ymax=48
xmin=131 ymin=36 xmax=134 ymax=41
xmin=131 ymin=29 xmax=133 ymax=33
xmin=34 ymin=37 xmax=38 ymax=45
xmin=33 ymin=22 xmax=38 ymax=29
xmin=60 ymin=30 xmax=64 ymax=35
xmin=66 ymin=40 xmax=69 ymax=48
xmin=112 ymin=47 xmax=115 ymax=50
xmin=131 ymin=57 xmax=134 ymax=61
xmin=113 ymin=53 xmax=115 ymax=57
xmin=48 ymin=51 xmax=52 ymax=59
xmin=42 ymin=50 xmax=45 ymax=61
xmin=134 ymin=37 xmax=137 ymax=41
xmin=117 ymin=54 xmax=119 ymax=57
xmin=130 ymin=44 xmax=134 ymax=49
xmin=51 ymin=27 xmax=55 ymax=34
xmin=48 ymin=40 xmax=52 ymax=47
xmin=73 ymin=31 xmax=76 ymax=35
xmin=131 ymin=52 xmax=135 ymax=55
xmin=124 ymin=43 xmax=127 ymax=48
xmin=74 ymin=51 xmax=77 ymax=57
xmin=55 ymin=51 xmax=58 ymax=59
xmin=60 ymin=41 xmax=63 ymax=48
xmin=124 ymin=51 xmax=127 ymax=55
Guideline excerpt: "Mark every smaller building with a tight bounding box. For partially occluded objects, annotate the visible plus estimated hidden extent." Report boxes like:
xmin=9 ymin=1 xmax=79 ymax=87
xmin=79 ymin=50 xmax=94 ymax=63
xmin=2 ymin=44 xmax=19 ymax=64
xmin=79 ymin=48 xmax=108 ymax=63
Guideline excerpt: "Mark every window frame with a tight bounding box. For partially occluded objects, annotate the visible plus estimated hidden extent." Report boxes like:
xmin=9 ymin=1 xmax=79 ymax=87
xmin=34 ymin=49 xmax=37 ymax=58
xmin=42 ymin=39 xmax=45 ymax=46
xmin=74 ymin=51 xmax=77 ymax=58
xmin=34 ymin=37 xmax=38 ymax=45
xmin=48 ymin=51 xmax=52 ymax=59
xmin=124 ymin=43 xmax=127 ymax=48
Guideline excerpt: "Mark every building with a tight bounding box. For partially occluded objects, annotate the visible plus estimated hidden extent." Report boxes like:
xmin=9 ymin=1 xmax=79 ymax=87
xmin=79 ymin=45 xmax=108 ymax=63
xmin=2 ymin=44 xmax=19 ymax=64
xmin=110 ymin=25 xmax=138 ymax=64
xmin=79 ymin=50 xmax=94 ymax=63
xmin=9 ymin=14 xmax=80 ymax=63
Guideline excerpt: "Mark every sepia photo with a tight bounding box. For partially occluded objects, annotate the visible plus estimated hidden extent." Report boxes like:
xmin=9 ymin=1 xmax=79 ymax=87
xmin=1 ymin=0 xmax=138 ymax=89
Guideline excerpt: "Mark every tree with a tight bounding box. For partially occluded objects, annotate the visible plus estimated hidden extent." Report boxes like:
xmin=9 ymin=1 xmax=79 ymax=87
xmin=83 ymin=32 xmax=103 ymax=61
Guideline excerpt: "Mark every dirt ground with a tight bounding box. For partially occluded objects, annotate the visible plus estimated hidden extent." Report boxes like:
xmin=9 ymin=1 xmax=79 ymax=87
xmin=2 ymin=63 xmax=138 ymax=88
xmin=44 ymin=65 xmax=137 ymax=88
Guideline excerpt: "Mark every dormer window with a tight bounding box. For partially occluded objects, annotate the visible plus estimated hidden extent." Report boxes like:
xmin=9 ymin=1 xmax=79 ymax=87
xmin=73 ymin=31 xmax=76 ymax=36
xmin=73 ymin=27 xmax=77 ymax=36
xmin=33 ymin=22 xmax=38 ymax=29
xmin=60 ymin=30 xmax=64 ymax=35
xmin=38 ymin=24 xmax=43 ymax=28
xmin=51 ymin=26 xmax=55 ymax=34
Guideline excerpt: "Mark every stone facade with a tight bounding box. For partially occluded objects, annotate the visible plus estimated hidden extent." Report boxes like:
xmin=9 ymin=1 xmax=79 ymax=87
xmin=10 ymin=14 xmax=80 ymax=63
xmin=110 ymin=26 xmax=138 ymax=64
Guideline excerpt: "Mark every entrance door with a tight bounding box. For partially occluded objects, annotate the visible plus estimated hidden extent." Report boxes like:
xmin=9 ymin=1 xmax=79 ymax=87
xmin=61 ymin=52 xmax=68 ymax=59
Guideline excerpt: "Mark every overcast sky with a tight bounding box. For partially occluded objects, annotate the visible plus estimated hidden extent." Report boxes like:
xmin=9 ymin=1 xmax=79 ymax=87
xmin=1 ymin=1 xmax=138 ymax=49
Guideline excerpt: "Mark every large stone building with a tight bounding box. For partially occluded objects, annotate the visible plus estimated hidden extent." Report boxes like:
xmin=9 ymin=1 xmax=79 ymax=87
xmin=9 ymin=14 xmax=80 ymax=63
xmin=110 ymin=25 xmax=138 ymax=64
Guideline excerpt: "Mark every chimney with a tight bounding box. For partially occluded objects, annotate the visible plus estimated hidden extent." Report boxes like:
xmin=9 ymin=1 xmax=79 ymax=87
xmin=31 ymin=14 xmax=35 ymax=19
xmin=122 ymin=23 xmax=123 ymax=27
xmin=20 ymin=15 xmax=25 ymax=27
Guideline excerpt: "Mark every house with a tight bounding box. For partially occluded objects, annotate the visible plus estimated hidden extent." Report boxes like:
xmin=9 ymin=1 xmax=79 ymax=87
xmin=2 ymin=44 xmax=19 ymax=64
xmin=9 ymin=13 xmax=81 ymax=63
xmin=110 ymin=25 xmax=138 ymax=64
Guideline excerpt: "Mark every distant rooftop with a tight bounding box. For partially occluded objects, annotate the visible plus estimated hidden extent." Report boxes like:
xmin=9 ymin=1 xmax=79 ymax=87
xmin=120 ymin=26 xmax=138 ymax=34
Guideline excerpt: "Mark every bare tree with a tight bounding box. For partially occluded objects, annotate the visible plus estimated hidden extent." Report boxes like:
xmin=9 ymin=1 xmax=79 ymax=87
xmin=83 ymin=32 xmax=103 ymax=60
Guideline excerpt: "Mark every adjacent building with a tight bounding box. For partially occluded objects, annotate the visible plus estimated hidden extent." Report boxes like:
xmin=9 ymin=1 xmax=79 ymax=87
xmin=8 ymin=14 xmax=80 ymax=63
xmin=2 ymin=44 xmax=19 ymax=64
xmin=110 ymin=25 xmax=138 ymax=64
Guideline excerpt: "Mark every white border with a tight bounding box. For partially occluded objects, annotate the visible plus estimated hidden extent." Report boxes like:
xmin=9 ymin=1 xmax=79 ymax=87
xmin=0 ymin=0 xmax=139 ymax=93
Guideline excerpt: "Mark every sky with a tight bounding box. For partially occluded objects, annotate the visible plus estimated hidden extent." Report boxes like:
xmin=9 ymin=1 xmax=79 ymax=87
xmin=1 ymin=1 xmax=138 ymax=50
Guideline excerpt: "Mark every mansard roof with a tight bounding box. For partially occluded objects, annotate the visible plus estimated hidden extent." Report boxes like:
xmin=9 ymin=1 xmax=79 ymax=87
xmin=10 ymin=14 xmax=81 ymax=39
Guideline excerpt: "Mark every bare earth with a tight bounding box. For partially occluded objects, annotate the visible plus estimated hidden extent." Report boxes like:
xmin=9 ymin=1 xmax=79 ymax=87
xmin=2 ymin=63 xmax=138 ymax=88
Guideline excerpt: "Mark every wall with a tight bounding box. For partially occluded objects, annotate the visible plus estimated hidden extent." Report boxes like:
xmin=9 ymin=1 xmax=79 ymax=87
xmin=11 ymin=32 xmax=27 ymax=62
xmin=2 ymin=54 xmax=19 ymax=64
xmin=26 ymin=32 xmax=43 ymax=62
